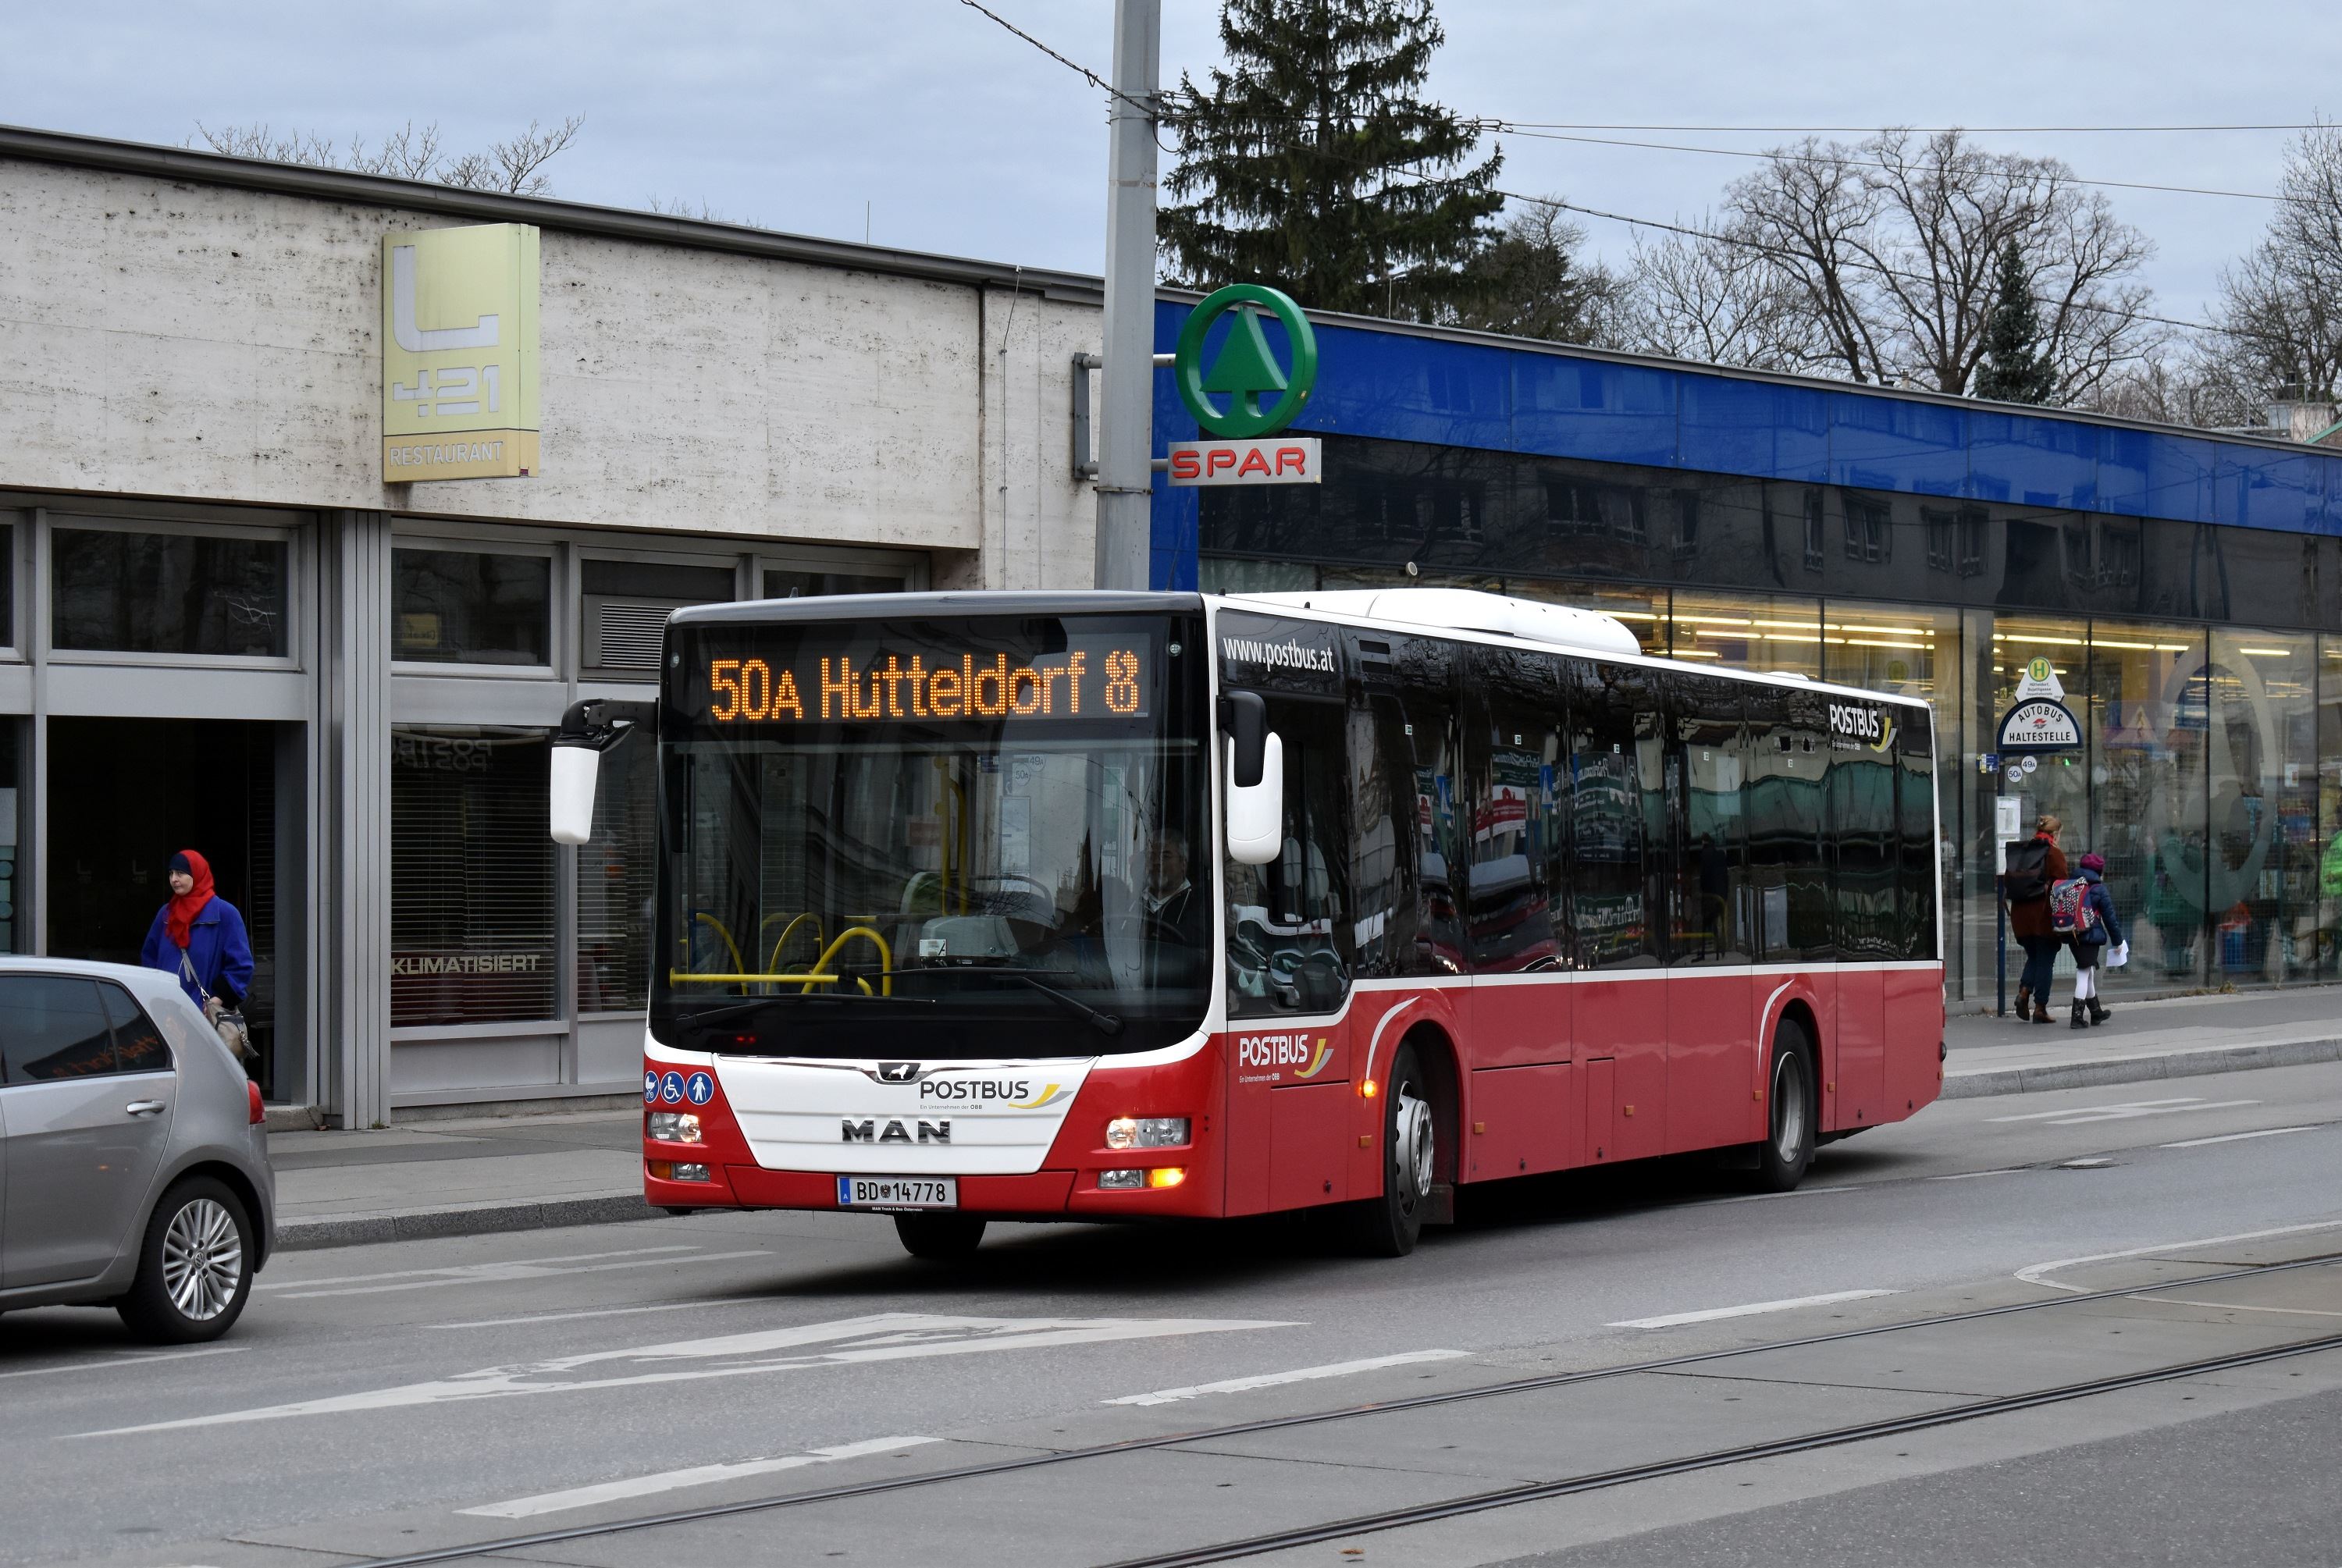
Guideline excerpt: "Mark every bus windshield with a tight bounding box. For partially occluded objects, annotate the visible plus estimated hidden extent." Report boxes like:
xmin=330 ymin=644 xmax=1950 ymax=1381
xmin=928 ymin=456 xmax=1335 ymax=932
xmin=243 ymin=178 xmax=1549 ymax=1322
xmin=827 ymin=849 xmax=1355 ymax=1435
xmin=653 ymin=612 xmax=1210 ymax=1057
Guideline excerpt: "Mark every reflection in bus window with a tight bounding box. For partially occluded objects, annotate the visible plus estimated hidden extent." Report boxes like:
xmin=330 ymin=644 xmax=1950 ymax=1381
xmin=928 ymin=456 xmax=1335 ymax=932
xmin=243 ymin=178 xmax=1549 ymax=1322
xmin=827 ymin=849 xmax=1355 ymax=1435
xmin=1227 ymin=695 xmax=1353 ymax=1017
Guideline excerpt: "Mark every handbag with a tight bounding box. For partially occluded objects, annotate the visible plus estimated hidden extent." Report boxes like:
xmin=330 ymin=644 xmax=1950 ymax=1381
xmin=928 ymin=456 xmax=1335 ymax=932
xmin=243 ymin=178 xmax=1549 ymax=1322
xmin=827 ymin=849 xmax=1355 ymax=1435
xmin=2105 ymin=940 xmax=2130 ymax=970
xmin=180 ymin=950 xmax=254 ymax=1065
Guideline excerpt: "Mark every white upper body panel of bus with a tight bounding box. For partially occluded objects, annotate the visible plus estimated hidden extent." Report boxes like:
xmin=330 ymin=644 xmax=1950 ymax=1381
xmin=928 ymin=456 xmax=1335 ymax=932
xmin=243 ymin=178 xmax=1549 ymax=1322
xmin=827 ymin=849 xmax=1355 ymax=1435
xmin=1208 ymin=588 xmax=1938 ymax=713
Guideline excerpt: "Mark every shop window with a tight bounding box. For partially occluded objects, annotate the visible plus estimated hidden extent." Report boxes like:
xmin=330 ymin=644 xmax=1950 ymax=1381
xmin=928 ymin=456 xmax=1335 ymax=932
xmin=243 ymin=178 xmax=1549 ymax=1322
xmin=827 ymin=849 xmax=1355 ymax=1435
xmin=1671 ymin=492 xmax=1701 ymax=560
xmin=577 ymin=732 xmax=655 ymax=1013
xmin=1924 ymin=507 xmax=1955 ymax=573
xmin=1845 ymin=498 xmax=1892 ymax=564
xmin=393 ymin=549 xmax=551 ymax=666
xmin=391 ymin=727 xmax=555 ymax=1027
xmin=1958 ymin=507 xmax=1988 ymax=578
xmin=762 ymin=568 xmax=905 ymax=599
xmin=51 ymin=528 xmax=288 ymax=657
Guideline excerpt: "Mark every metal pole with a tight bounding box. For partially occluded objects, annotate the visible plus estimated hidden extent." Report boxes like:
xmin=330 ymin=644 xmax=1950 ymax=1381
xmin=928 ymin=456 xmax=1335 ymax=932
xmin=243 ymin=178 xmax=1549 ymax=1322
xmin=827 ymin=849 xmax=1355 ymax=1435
xmin=1094 ymin=0 xmax=1160 ymax=592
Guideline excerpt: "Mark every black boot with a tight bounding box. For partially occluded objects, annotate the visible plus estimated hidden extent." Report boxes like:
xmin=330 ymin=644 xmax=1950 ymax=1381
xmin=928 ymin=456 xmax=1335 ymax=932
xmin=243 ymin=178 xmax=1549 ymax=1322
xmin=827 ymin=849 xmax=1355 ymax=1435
xmin=2088 ymin=999 xmax=2111 ymax=1026
xmin=2070 ymin=1000 xmax=2088 ymax=1029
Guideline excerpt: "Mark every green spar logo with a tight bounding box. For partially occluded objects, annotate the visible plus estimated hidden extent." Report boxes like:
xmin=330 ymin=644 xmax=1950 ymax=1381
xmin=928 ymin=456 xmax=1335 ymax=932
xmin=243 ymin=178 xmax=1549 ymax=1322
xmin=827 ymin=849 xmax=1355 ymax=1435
xmin=1173 ymin=284 xmax=1319 ymax=440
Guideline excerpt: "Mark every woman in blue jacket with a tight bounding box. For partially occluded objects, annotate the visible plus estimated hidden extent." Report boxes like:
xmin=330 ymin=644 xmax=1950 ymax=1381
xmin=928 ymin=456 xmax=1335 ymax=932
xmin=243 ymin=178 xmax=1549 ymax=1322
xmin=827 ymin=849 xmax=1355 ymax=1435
xmin=2068 ymin=852 xmax=2126 ymax=1029
xmin=140 ymin=849 xmax=254 ymax=1024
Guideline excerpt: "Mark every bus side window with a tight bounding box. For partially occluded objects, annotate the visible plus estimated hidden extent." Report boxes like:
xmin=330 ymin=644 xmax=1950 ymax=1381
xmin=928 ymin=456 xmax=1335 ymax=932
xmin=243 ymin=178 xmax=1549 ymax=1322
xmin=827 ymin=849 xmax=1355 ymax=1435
xmin=1226 ymin=695 xmax=1354 ymax=1018
xmin=1564 ymin=658 xmax=1657 ymax=969
xmin=1669 ymin=672 xmax=1748 ymax=966
xmin=1465 ymin=645 xmax=1562 ymax=974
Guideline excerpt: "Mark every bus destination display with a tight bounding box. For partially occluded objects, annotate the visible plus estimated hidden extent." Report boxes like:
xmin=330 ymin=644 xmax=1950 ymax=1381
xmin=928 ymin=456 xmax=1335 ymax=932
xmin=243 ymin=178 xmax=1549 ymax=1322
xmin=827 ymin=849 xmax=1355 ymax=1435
xmin=704 ymin=635 xmax=1151 ymax=724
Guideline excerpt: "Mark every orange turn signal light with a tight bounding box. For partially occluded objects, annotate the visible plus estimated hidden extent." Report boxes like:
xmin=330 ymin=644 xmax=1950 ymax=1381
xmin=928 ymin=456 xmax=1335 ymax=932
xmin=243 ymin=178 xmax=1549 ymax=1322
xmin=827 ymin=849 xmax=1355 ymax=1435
xmin=1146 ymin=1167 xmax=1187 ymax=1189
xmin=1360 ymin=1079 xmax=1379 ymax=1098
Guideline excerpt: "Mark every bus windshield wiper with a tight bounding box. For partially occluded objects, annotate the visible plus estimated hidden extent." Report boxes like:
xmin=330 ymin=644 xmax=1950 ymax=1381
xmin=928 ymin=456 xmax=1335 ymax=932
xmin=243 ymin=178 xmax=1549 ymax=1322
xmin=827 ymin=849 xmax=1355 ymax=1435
xmin=679 ymin=991 xmax=933 ymax=1029
xmin=874 ymin=966 xmax=1125 ymax=1037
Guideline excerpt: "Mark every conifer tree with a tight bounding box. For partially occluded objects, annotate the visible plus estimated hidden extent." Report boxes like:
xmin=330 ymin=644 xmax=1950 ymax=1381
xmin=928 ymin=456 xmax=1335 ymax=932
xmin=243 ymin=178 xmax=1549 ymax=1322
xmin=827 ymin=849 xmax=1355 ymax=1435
xmin=1159 ymin=0 xmax=1504 ymax=319
xmin=1974 ymin=238 xmax=2059 ymax=403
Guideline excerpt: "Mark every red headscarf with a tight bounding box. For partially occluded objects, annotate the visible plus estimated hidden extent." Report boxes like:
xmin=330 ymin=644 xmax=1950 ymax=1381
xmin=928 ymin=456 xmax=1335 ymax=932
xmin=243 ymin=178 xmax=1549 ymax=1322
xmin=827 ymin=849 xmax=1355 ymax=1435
xmin=165 ymin=849 xmax=215 ymax=949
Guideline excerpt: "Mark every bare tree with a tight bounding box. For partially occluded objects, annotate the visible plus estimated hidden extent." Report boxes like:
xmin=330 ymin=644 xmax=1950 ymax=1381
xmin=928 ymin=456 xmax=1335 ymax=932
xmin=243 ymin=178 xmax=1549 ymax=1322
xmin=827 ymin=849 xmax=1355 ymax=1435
xmin=1710 ymin=130 xmax=2159 ymax=400
xmin=2204 ymin=119 xmax=2342 ymax=410
xmin=645 ymin=194 xmax=763 ymax=228
xmin=1447 ymin=197 xmax=1622 ymax=343
xmin=2076 ymin=352 xmax=2256 ymax=428
xmin=190 ymin=116 xmax=582 ymax=195
xmin=1609 ymin=216 xmax=1821 ymax=372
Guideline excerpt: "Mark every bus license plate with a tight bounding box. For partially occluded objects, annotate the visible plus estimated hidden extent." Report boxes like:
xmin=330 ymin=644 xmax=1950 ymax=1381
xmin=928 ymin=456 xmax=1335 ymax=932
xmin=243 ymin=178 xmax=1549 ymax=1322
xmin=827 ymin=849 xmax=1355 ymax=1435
xmin=837 ymin=1175 xmax=959 ymax=1210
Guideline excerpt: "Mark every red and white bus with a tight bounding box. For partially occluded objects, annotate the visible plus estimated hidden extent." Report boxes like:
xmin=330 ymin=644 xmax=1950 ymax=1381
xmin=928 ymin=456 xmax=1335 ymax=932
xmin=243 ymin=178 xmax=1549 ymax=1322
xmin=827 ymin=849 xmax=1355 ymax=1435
xmin=550 ymin=588 xmax=1944 ymax=1259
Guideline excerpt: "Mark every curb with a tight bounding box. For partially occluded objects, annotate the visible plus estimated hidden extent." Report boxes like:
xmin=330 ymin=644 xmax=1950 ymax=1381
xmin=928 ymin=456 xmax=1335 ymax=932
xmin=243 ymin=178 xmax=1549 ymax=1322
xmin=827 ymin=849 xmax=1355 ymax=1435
xmin=275 ymin=1192 xmax=670 ymax=1252
xmin=1942 ymin=1036 xmax=2342 ymax=1099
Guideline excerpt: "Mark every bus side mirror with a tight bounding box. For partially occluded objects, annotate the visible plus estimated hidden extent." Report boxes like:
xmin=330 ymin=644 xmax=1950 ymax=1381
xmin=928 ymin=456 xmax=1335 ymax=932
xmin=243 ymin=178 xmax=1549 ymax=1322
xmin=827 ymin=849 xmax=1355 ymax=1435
xmin=550 ymin=744 xmax=600 ymax=846
xmin=1222 ymin=692 xmax=1283 ymax=865
xmin=550 ymin=698 xmax=656 ymax=846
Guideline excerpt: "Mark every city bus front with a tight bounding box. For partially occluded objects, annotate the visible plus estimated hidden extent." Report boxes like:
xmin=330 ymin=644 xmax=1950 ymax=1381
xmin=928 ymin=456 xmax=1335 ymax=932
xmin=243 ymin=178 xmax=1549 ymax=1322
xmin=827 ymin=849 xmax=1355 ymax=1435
xmin=556 ymin=595 xmax=1220 ymax=1247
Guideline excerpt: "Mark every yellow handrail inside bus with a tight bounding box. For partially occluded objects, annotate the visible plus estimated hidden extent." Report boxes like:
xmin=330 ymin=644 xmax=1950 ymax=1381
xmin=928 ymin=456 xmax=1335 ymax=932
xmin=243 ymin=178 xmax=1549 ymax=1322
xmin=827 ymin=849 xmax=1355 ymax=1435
xmin=670 ymin=971 xmax=843 ymax=986
xmin=805 ymin=925 xmax=893 ymax=996
xmin=763 ymin=912 xmax=825 ymax=975
xmin=692 ymin=913 xmax=747 ymax=974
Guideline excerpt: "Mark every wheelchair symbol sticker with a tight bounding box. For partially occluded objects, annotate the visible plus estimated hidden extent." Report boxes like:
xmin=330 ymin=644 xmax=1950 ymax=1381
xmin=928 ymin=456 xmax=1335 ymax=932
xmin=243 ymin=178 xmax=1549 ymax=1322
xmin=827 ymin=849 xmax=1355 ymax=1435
xmin=660 ymin=1071 xmax=686 ymax=1104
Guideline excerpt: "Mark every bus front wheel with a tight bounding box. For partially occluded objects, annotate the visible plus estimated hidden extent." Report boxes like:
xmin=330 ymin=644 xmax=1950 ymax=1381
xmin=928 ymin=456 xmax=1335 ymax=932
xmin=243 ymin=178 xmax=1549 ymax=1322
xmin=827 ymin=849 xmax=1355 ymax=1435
xmin=895 ymin=1213 xmax=987 ymax=1260
xmin=1751 ymin=1021 xmax=1817 ymax=1193
xmin=1344 ymin=1041 xmax=1436 ymax=1258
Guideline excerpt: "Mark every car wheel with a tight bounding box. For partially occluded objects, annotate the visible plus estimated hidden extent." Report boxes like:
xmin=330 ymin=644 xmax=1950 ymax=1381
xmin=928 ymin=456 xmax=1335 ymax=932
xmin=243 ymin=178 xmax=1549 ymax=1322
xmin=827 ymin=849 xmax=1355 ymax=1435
xmin=116 ymin=1177 xmax=254 ymax=1344
xmin=895 ymin=1213 xmax=986 ymax=1260
xmin=1344 ymin=1041 xmax=1436 ymax=1257
xmin=1750 ymin=1021 xmax=1817 ymax=1193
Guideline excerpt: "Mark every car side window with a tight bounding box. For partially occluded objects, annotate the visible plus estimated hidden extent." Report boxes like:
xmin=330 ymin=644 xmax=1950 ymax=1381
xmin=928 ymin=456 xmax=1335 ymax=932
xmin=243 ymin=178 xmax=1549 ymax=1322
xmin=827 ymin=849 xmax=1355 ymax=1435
xmin=0 ymin=976 xmax=118 ymax=1083
xmin=98 ymin=983 xmax=174 ymax=1075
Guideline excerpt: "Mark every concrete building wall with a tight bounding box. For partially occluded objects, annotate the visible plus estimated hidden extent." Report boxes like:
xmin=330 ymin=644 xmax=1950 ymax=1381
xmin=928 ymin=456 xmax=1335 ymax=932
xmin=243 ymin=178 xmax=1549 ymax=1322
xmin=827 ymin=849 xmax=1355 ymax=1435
xmin=0 ymin=158 xmax=1099 ymax=586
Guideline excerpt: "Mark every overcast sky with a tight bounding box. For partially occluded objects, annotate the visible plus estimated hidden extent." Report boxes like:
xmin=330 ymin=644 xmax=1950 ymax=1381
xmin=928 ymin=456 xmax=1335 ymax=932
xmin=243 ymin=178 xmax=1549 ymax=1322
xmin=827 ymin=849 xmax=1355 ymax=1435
xmin=10 ymin=1 xmax=2338 ymax=330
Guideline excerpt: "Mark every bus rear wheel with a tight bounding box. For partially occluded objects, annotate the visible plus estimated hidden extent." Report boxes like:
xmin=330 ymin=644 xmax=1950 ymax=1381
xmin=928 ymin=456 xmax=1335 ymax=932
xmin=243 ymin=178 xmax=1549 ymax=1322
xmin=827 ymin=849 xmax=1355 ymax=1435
xmin=895 ymin=1213 xmax=987 ymax=1260
xmin=1343 ymin=1042 xmax=1436 ymax=1258
xmin=1751 ymin=1021 xmax=1817 ymax=1193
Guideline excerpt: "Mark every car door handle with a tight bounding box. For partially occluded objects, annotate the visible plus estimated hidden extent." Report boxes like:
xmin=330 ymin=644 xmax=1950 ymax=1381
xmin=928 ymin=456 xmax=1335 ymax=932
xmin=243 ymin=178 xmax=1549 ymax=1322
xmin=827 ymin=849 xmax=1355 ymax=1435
xmin=124 ymin=1100 xmax=167 ymax=1117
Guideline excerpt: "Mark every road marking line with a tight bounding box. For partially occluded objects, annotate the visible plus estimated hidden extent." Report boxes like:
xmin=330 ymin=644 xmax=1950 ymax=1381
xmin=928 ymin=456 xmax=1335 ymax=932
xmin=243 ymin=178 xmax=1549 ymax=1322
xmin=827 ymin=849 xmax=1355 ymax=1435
xmin=273 ymin=1251 xmax=772 ymax=1300
xmin=73 ymin=1313 xmax=1296 ymax=1436
xmin=0 ymin=1347 xmax=244 ymax=1382
xmin=434 ymin=1296 xmax=776 ymax=1330
xmin=1701 ymin=1185 xmax=1854 ymax=1206
xmin=2016 ymin=1219 xmax=2342 ymax=1294
xmin=259 ymin=1244 xmax=702 ymax=1291
xmin=1928 ymin=1169 xmax=2026 ymax=1181
xmin=1104 ymin=1349 xmax=1469 ymax=1407
xmin=2059 ymin=1157 xmax=2116 ymax=1168
xmin=2160 ymin=1126 xmax=2317 ymax=1150
xmin=1987 ymin=1098 xmax=2258 ymax=1127
xmin=2130 ymin=1296 xmax=2342 ymax=1319
xmin=1608 ymin=1289 xmax=1896 ymax=1329
xmin=459 ymin=1435 xmax=942 ymax=1518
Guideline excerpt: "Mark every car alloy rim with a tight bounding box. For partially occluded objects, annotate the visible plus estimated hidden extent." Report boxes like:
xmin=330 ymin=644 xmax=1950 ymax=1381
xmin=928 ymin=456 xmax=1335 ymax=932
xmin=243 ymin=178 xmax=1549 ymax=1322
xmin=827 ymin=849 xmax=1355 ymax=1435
xmin=1772 ymin=1050 xmax=1808 ymax=1164
xmin=1394 ymin=1079 xmax=1434 ymax=1213
xmin=162 ymin=1197 xmax=242 ymax=1321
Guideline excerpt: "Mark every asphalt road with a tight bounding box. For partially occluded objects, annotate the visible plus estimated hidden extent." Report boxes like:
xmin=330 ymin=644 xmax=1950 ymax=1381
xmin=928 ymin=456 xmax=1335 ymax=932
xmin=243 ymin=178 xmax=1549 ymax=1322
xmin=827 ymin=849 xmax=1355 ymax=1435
xmin=4 ymin=1062 xmax=2340 ymax=1568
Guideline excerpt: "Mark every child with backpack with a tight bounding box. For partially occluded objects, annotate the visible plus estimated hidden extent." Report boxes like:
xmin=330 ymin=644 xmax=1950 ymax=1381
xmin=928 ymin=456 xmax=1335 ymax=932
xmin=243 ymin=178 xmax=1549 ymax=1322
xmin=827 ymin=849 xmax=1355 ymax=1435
xmin=2058 ymin=852 xmax=2126 ymax=1028
xmin=2004 ymin=815 xmax=2069 ymax=1025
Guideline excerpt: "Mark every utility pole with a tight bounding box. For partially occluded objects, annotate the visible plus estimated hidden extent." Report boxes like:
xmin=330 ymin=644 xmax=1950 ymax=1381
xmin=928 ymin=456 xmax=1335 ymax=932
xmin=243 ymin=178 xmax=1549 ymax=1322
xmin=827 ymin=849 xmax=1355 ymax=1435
xmin=1093 ymin=0 xmax=1160 ymax=592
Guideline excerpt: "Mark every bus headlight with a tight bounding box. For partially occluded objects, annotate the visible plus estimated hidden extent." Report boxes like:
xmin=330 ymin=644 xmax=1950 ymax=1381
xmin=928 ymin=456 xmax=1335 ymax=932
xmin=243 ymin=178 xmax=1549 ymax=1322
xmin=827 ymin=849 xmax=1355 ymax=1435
xmin=647 ymin=1111 xmax=703 ymax=1143
xmin=1106 ymin=1116 xmax=1188 ymax=1149
xmin=647 ymin=1161 xmax=712 ymax=1182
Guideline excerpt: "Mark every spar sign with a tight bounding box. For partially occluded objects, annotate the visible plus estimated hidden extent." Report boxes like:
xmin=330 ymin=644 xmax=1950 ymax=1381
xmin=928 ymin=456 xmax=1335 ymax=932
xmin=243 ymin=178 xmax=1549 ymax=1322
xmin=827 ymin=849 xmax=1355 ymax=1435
xmin=1167 ymin=285 xmax=1322 ymax=487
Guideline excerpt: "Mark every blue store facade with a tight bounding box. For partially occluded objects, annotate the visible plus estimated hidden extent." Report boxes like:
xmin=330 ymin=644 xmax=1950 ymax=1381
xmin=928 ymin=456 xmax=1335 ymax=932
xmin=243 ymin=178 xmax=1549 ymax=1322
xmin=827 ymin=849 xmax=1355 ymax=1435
xmin=1149 ymin=301 xmax=2342 ymax=1004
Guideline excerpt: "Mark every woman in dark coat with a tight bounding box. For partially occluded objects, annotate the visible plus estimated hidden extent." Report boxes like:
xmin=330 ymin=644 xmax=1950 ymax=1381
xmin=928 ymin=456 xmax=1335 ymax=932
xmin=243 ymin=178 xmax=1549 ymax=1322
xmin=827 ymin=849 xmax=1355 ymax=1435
xmin=2006 ymin=815 xmax=2069 ymax=1026
xmin=140 ymin=849 xmax=254 ymax=1022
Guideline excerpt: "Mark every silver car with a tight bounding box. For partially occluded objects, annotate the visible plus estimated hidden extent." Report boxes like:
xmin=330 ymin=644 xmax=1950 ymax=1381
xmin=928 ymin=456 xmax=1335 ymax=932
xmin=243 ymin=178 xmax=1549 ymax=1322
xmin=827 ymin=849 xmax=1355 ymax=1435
xmin=0 ymin=957 xmax=274 ymax=1342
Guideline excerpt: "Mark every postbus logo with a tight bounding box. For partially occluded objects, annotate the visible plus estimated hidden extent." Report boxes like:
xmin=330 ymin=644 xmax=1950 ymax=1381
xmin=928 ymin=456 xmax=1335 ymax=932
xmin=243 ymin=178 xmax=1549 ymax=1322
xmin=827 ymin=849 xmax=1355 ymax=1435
xmin=1828 ymin=702 xmax=1895 ymax=752
xmin=1237 ymin=1034 xmax=1334 ymax=1079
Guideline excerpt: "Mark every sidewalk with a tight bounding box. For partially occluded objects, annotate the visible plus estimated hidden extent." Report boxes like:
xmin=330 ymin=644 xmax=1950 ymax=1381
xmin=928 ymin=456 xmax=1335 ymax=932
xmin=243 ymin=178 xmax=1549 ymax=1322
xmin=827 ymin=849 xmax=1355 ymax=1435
xmin=269 ymin=988 xmax=2342 ymax=1251
xmin=1943 ymin=983 xmax=2342 ymax=1098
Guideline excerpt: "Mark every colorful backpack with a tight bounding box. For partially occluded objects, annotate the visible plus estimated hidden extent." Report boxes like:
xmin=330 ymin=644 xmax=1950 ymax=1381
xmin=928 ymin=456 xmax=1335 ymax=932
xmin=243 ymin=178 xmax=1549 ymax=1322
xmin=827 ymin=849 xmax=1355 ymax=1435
xmin=2048 ymin=876 xmax=2098 ymax=937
